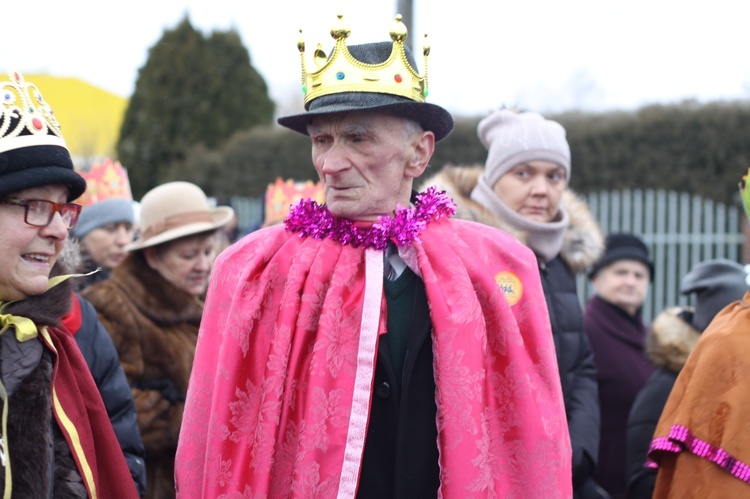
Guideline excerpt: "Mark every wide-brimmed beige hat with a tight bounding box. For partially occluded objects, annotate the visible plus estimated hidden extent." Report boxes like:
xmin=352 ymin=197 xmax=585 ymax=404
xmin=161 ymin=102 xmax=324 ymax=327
xmin=127 ymin=181 xmax=234 ymax=251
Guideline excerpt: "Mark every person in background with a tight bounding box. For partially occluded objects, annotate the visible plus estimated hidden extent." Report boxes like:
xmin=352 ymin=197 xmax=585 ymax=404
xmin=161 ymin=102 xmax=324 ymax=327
xmin=82 ymin=181 xmax=233 ymax=499
xmin=424 ymin=108 xmax=604 ymax=497
xmin=0 ymin=70 xmax=137 ymax=497
xmin=584 ymin=232 xmax=655 ymax=499
xmin=175 ymin=15 xmax=571 ymax=497
xmin=71 ymin=158 xmax=136 ymax=289
xmin=626 ymin=258 xmax=748 ymax=498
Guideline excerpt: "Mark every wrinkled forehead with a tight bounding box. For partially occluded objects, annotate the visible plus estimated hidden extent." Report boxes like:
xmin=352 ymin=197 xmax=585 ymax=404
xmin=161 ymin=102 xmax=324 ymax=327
xmin=307 ymin=110 xmax=404 ymax=135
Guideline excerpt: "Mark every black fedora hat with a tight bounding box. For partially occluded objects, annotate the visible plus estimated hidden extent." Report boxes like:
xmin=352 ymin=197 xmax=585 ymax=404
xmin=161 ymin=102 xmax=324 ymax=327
xmin=277 ymin=41 xmax=454 ymax=142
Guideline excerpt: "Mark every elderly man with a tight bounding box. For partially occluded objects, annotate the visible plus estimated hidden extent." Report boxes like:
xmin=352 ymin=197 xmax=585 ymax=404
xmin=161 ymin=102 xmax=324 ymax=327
xmin=175 ymin=14 xmax=571 ymax=498
xmin=584 ymin=233 xmax=655 ymax=499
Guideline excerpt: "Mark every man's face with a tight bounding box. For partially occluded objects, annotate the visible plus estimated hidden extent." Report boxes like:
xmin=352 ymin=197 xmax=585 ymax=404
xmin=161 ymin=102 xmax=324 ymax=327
xmin=308 ymin=111 xmax=434 ymax=221
xmin=591 ymin=259 xmax=651 ymax=316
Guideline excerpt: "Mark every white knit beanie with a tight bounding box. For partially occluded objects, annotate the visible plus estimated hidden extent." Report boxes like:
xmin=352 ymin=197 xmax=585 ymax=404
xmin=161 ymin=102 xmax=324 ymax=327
xmin=478 ymin=109 xmax=571 ymax=187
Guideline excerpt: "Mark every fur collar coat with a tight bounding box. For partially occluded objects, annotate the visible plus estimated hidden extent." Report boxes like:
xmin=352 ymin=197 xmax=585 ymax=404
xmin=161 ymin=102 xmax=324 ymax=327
xmin=1 ymin=244 xmax=136 ymax=498
xmin=420 ymin=165 xmax=603 ymax=272
xmin=646 ymin=307 xmax=700 ymax=373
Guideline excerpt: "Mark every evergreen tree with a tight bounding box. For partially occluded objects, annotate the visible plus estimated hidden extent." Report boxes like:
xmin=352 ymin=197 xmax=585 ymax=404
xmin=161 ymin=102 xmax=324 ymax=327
xmin=117 ymin=17 xmax=275 ymax=197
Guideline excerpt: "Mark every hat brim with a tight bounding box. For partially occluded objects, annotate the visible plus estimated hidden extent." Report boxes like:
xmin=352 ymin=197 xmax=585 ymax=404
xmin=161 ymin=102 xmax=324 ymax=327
xmin=126 ymin=206 xmax=234 ymax=252
xmin=0 ymin=166 xmax=86 ymax=201
xmin=277 ymin=92 xmax=454 ymax=142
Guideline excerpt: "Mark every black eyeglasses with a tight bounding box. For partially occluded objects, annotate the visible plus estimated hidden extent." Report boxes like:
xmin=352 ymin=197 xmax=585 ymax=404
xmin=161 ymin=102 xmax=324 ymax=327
xmin=0 ymin=197 xmax=82 ymax=229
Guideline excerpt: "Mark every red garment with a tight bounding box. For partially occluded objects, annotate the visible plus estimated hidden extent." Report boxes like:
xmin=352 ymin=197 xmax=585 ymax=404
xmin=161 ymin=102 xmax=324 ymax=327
xmin=60 ymin=291 xmax=82 ymax=334
xmin=176 ymin=219 xmax=572 ymax=498
xmin=41 ymin=325 xmax=138 ymax=498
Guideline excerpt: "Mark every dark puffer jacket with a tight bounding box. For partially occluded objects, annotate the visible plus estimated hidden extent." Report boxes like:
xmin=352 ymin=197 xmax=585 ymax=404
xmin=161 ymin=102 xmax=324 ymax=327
xmin=422 ymin=166 xmax=603 ymax=491
xmin=64 ymin=292 xmax=147 ymax=496
xmin=626 ymin=307 xmax=699 ymax=498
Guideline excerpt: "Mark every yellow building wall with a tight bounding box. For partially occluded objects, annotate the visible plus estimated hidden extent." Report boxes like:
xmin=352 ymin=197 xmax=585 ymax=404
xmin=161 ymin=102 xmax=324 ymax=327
xmin=23 ymin=74 xmax=128 ymax=159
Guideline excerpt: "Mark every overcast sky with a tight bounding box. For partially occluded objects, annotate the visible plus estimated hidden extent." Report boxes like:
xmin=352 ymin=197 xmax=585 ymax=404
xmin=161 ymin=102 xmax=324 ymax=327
xmin=3 ymin=0 xmax=749 ymax=118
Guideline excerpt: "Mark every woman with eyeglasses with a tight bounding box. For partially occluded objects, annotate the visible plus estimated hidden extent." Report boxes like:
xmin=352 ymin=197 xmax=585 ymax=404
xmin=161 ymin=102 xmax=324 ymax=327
xmin=0 ymin=72 xmax=138 ymax=498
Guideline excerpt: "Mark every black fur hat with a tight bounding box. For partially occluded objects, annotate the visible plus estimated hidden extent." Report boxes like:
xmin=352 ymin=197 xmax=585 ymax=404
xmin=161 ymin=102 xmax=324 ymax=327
xmin=0 ymin=72 xmax=86 ymax=201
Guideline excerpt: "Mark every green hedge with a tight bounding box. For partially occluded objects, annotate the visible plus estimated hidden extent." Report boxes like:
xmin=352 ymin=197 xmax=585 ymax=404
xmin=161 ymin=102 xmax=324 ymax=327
xmin=175 ymin=99 xmax=750 ymax=206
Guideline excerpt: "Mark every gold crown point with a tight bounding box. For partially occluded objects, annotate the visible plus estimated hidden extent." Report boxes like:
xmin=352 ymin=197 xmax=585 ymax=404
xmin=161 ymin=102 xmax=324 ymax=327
xmin=297 ymin=28 xmax=305 ymax=52
xmin=330 ymin=14 xmax=350 ymax=40
xmin=313 ymin=44 xmax=327 ymax=68
xmin=423 ymin=34 xmax=430 ymax=56
xmin=390 ymin=14 xmax=407 ymax=42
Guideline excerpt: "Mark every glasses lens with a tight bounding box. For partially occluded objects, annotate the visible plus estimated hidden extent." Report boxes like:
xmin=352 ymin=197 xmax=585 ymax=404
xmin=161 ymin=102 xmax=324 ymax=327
xmin=61 ymin=204 xmax=81 ymax=229
xmin=25 ymin=200 xmax=55 ymax=227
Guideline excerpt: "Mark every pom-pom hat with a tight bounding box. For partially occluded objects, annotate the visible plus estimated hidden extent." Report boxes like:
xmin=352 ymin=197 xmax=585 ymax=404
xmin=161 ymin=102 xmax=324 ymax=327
xmin=0 ymin=71 xmax=85 ymax=201
xmin=478 ymin=109 xmax=571 ymax=187
xmin=277 ymin=15 xmax=454 ymax=142
xmin=127 ymin=181 xmax=234 ymax=251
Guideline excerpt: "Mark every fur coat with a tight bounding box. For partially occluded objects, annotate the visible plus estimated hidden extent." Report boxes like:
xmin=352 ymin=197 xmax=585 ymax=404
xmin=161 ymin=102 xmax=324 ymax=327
xmin=82 ymin=251 xmax=203 ymax=499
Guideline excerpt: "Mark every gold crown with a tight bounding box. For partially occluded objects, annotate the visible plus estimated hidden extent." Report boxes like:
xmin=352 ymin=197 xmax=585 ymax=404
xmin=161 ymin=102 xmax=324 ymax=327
xmin=75 ymin=157 xmax=133 ymax=207
xmin=298 ymin=14 xmax=430 ymax=108
xmin=0 ymin=71 xmax=66 ymax=153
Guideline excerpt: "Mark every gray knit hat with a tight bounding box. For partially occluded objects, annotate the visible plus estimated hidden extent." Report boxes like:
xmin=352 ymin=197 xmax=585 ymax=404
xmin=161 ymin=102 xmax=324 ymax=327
xmin=478 ymin=109 xmax=571 ymax=187
xmin=680 ymin=259 xmax=749 ymax=332
xmin=72 ymin=197 xmax=135 ymax=239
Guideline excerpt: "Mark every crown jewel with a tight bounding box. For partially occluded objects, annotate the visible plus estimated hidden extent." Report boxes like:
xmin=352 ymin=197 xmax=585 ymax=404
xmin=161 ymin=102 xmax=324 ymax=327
xmin=297 ymin=14 xmax=430 ymax=108
xmin=75 ymin=158 xmax=133 ymax=207
xmin=0 ymin=71 xmax=66 ymax=154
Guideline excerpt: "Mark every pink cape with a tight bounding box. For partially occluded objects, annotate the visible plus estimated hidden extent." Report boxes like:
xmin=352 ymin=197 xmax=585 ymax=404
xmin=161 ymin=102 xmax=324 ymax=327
xmin=175 ymin=218 xmax=571 ymax=498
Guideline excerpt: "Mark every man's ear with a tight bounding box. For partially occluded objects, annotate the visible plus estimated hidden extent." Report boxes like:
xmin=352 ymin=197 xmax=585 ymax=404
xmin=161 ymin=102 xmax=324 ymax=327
xmin=404 ymin=131 xmax=435 ymax=179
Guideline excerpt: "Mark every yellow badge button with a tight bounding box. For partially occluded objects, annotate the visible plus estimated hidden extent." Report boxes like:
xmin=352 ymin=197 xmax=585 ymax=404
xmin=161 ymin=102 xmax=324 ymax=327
xmin=494 ymin=271 xmax=523 ymax=306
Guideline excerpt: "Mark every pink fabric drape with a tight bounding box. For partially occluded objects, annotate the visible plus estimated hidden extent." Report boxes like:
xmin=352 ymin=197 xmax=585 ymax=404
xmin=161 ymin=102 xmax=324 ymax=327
xmin=176 ymin=218 xmax=571 ymax=498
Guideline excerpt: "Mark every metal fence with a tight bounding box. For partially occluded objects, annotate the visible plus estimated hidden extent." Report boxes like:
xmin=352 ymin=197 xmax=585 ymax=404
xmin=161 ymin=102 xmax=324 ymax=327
xmin=223 ymin=189 xmax=746 ymax=324
xmin=223 ymin=196 xmax=264 ymax=235
xmin=577 ymin=189 xmax=746 ymax=323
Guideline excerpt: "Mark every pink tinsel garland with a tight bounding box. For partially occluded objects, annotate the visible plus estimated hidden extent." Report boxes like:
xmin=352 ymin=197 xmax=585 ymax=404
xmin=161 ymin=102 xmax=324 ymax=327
xmin=284 ymin=186 xmax=456 ymax=250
